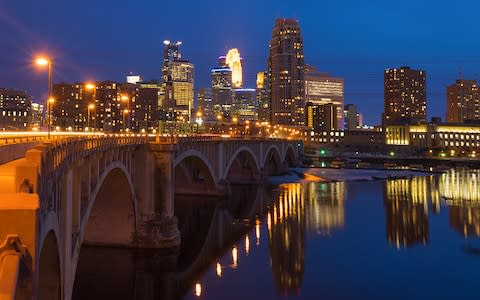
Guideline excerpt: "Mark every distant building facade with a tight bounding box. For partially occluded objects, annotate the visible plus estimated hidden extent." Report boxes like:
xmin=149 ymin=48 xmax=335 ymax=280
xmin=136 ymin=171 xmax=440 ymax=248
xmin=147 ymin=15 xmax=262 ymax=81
xmin=344 ymin=104 xmax=361 ymax=130
xmin=211 ymin=67 xmax=233 ymax=118
xmin=256 ymin=71 xmax=269 ymax=122
xmin=0 ymin=88 xmax=31 ymax=130
xmin=446 ymin=79 xmax=480 ymax=123
xmin=304 ymin=66 xmax=344 ymax=129
xmin=306 ymin=102 xmax=337 ymax=132
xmin=268 ymin=18 xmax=305 ymax=126
xmin=384 ymin=66 xmax=426 ymax=125
xmin=197 ymin=88 xmax=213 ymax=121
xmin=233 ymin=89 xmax=257 ymax=121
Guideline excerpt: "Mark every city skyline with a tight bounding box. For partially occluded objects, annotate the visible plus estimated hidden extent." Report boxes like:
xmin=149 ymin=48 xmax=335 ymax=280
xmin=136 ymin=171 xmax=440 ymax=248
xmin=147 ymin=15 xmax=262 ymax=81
xmin=2 ymin=1 xmax=480 ymax=124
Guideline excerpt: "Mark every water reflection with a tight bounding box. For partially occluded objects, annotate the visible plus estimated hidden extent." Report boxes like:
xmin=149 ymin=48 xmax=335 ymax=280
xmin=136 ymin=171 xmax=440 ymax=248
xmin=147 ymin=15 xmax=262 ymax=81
xmin=73 ymin=169 xmax=480 ymax=299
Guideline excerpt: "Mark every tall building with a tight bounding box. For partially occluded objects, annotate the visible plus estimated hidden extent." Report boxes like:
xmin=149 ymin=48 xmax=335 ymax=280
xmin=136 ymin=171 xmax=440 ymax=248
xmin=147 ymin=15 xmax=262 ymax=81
xmin=306 ymin=102 xmax=337 ymax=132
xmin=225 ymin=48 xmax=243 ymax=88
xmin=256 ymin=71 xmax=269 ymax=122
xmin=31 ymin=102 xmax=44 ymax=128
xmin=160 ymin=40 xmax=194 ymax=122
xmin=344 ymin=104 xmax=360 ymax=130
xmin=51 ymin=83 xmax=88 ymax=131
xmin=384 ymin=66 xmax=426 ymax=125
xmin=0 ymin=88 xmax=31 ymax=130
xmin=197 ymin=88 xmax=213 ymax=121
xmin=268 ymin=18 xmax=305 ymax=126
xmin=304 ymin=66 xmax=344 ymax=129
xmin=232 ymin=89 xmax=256 ymax=121
xmin=211 ymin=67 xmax=233 ymax=118
xmin=134 ymin=81 xmax=160 ymax=132
xmin=446 ymin=79 xmax=480 ymax=123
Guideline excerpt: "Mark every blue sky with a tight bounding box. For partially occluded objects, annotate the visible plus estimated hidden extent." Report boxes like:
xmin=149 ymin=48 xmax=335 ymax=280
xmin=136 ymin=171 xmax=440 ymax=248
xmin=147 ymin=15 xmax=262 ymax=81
xmin=1 ymin=0 xmax=480 ymax=124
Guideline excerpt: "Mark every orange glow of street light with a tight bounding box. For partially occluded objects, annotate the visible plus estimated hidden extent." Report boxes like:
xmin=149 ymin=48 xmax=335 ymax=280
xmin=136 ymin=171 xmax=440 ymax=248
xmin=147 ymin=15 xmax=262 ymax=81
xmin=88 ymin=104 xmax=95 ymax=110
xmin=123 ymin=109 xmax=129 ymax=114
xmin=48 ymin=97 xmax=55 ymax=104
xmin=35 ymin=57 xmax=50 ymax=66
xmin=121 ymin=95 xmax=129 ymax=101
xmin=85 ymin=83 xmax=95 ymax=90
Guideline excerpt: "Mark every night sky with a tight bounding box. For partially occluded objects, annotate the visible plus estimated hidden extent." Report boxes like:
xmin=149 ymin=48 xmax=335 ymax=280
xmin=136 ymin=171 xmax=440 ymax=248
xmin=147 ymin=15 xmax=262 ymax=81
xmin=2 ymin=0 xmax=480 ymax=124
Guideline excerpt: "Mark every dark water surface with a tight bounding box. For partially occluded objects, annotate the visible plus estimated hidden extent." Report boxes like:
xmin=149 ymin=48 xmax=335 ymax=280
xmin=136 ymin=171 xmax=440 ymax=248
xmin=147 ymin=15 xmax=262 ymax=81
xmin=73 ymin=169 xmax=480 ymax=300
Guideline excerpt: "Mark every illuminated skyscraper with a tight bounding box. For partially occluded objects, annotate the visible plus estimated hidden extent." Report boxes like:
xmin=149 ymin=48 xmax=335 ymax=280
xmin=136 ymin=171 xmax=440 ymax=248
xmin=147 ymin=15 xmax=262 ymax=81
xmin=446 ymin=79 xmax=480 ymax=123
xmin=256 ymin=71 xmax=269 ymax=122
xmin=304 ymin=66 xmax=344 ymax=129
xmin=225 ymin=48 xmax=243 ymax=88
xmin=268 ymin=18 xmax=305 ymax=126
xmin=233 ymin=88 xmax=256 ymax=121
xmin=211 ymin=67 xmax=233 ymax=118
xmin=384 ymin=66 xmax=426 ymax=125
xmin=160 ymin=40 xmax=194 ymax=122
xmin=197 ymin=88 xmax=213 ymax=121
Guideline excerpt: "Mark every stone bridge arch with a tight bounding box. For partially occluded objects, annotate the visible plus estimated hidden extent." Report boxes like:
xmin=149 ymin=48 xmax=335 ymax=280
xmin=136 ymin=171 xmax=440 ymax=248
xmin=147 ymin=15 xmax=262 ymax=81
xmin=222 ymin=146 xmax=261 ymax=183
xmin=173 ymin=149 xmax=219 ymax=195
xmin=262 ymin=144 xmax=283 ymax=175
xmin=38 ymin=230 xmax=61 ymax=300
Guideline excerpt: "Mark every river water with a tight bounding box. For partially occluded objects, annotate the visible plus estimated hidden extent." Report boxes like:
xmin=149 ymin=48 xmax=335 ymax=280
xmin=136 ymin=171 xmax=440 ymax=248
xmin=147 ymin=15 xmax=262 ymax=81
xmin=73 ymin=168 xmax=480 ymax=300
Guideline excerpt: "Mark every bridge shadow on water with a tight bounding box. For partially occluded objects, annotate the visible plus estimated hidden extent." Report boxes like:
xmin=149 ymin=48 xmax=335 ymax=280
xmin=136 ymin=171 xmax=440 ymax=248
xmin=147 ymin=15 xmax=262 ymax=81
xmin=72 ymin=184 xmax=277 ymax=299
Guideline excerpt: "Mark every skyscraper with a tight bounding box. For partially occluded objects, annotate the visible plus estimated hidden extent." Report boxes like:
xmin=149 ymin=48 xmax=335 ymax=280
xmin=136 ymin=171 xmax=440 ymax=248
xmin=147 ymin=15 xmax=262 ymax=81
xmin=0 ymin=88 xmax=31 ymax=130
xmin=446 ymin=79 xmax=480 ymax=123
xmin=256 ymin=71 xmax=269 ymax=122
xmin=160 ymin=40 xmax=194 ymax=122
xmin=304 ymin=65 xmax=344 ymax=129
xmin=384 ymin=66 xmax=426 ymax=125
xmin=268 ymin=18 xmax=305 ymax=126
xmin=211 ymin=67 xmax=233 ymax=118
xmin=197 ymin=88 xmax=213 ymax=120
xmin=225 ymin=48 xmax=243 ymax=88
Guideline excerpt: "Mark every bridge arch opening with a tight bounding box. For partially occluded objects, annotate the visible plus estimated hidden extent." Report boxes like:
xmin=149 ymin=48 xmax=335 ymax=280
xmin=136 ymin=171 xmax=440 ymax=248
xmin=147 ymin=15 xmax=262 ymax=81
xmin=83 ymin=167 xmax=136 ymax=247
xmin=224 ymin=149 xmax=261 ymax=183
xmin=284 ymin=145 xmax=297 ymax=167
xmin=263 ymin=146 xmax=283 ymax=176
xmin=175 ymin=155 xmax=217 ymax=195
xmin=38 ymin=230 xmax=61 ymax=300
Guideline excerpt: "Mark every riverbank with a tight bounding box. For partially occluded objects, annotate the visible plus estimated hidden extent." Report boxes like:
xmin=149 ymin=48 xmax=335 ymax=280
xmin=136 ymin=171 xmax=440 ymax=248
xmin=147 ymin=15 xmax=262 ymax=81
xmin=268 ymin=167 xmax=435 ymax=185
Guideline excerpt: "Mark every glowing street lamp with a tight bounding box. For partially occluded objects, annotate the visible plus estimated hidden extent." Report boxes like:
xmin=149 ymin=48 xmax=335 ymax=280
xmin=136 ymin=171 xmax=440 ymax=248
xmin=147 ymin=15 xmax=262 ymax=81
xmin=85 ymin=83 xmax=97 ymax=131
xmin=35 ymin=56 xmax=53 ymax=137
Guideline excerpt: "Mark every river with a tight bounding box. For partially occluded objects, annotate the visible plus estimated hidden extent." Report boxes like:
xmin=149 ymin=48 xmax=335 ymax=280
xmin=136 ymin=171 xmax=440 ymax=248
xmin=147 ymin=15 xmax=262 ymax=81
xmin=73 ymin=168 xmax=480 ymax=299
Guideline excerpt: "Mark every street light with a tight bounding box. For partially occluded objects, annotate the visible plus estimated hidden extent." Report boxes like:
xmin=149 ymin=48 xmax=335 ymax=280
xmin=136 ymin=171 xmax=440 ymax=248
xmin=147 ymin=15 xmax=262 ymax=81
xmin=85 ymin=83 xmax=97 ymax=131
xmin=35 ymin=56 xmax=53 ymax=138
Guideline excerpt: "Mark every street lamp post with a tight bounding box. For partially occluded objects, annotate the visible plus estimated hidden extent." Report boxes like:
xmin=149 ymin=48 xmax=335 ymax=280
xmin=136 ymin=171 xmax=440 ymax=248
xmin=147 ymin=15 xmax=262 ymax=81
xmin=35 ymin=56 xmax=53 ymax=138
xmin=85 ymin=83 xmax=97 ymax=132
xmin=122 ymin=109 xmax=129 ymax=132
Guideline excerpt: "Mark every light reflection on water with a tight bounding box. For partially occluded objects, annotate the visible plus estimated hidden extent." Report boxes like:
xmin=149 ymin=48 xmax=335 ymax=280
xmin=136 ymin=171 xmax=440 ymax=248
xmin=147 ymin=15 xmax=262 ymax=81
xmin=73 ymin=169 xmax=480 ymax=300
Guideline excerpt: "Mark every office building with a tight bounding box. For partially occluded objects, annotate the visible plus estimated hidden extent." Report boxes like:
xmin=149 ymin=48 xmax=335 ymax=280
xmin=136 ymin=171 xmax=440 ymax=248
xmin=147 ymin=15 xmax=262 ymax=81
xmin=51 ymin=83 xmax=88 ymax=131
xmin=225 ymin=48 xmax=243 ymax=88
xmin=233 ymin=88 xmax=256 ymax=121
xmin=0 ymin=88 xmax=31 ymax=130
xmin=306 ymin=102 xmax=337 ymax=132
xmin=256 ymin=71 xmax=269 ymax=122
xmin=211 ymin=67 xmax=233 ymax=118
xmin=344 ymin=104 xmax=361 ymax=130
xmin=268 ymin=18 xmax=305 ymax=126
xmin=197 ymin=88 xmax=213 ymax=121
xmin=160 ymin=40 xmax=194 ymax=122
xmin=31 ymin=102 xmax=44 ymax=128
xmin=384 ymin=66 xmax=426 ymax=125
xmin=305 ymin=66 xmax=344 ymax=129
xmin=446 ymin=79 xmax=480 ymax=123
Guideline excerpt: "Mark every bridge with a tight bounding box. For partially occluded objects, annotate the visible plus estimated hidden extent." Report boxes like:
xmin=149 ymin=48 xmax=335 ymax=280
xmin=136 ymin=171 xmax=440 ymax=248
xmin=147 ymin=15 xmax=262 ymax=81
xmin=0 ymin=134 xmax=302 ymax=299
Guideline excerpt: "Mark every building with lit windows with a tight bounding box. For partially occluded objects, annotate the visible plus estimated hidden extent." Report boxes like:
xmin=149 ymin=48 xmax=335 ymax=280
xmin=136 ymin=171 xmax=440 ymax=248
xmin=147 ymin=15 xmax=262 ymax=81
xmin=385 ymin=122 xmax=480 ymax=156
xmin=256 ymin=71 xmax=269 ymax=122
xmin=0 ymin=88 xmax=31 ymax=130
xmin=211 ymin=67 xmax=233 ymax=118
xmin=232 ymin=89 xmax=256 ymax=121
xmin=344 ymin=104 xmax=362 ymax=130
xmin=51 ymin=83 xmax=88 ymax=131
xmin=134 ymin=81 xmax=160 ymax=132
xmin=305 ymin=66 xmax=344 ymax=129
xmin=268 ymin=18 xmax=305 ymax=126
xmin=306 ymin=102 xmax=337 ymax=132
xmin=31 ymin=102 xmax=44 ymax=129
xmin=160 ymin=40 xmax=194 ymax=122
xmin=446 ymin=79 xmax=480 ymax=123
xmin=197 ymin=88 xmax=213 ymax=121
xmin=384 ymin=66 xmax=426 ymax=126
